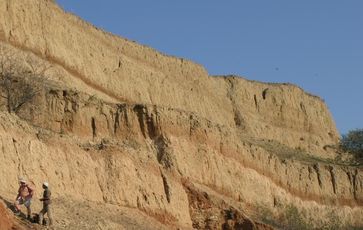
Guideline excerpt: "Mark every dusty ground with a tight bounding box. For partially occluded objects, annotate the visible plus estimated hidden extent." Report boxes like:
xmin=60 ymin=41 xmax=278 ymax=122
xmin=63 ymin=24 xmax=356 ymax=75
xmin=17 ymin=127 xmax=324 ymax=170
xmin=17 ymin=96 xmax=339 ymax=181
xmin=0 ymin=194 xmax=171 ymax=230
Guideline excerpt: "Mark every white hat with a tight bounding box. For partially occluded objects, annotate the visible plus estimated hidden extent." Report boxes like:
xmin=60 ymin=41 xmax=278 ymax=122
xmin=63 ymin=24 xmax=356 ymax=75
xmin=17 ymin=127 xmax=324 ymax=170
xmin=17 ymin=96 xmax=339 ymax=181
xmin=19 ymin=178 xmax=26 ymax=183
xmin=43 ymin=182 xmax=49 ymax=187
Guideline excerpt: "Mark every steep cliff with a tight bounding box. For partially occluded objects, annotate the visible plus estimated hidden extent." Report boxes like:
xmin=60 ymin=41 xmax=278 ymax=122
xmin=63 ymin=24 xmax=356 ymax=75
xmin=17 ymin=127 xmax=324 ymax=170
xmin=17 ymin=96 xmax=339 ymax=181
xmin=0 ymin=0 xmax=361 ymax=229
xmin=0 ymin=0 xmax=339 ymax=155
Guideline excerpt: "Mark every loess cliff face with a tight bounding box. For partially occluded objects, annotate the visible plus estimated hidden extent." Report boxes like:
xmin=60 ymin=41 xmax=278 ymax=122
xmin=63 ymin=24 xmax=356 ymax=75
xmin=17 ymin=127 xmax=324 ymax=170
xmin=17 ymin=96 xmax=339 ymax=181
xmin=0 ymin=0 xmax=361 ymax=229
xmin=0 ymin=0 xmax=339 ymax=155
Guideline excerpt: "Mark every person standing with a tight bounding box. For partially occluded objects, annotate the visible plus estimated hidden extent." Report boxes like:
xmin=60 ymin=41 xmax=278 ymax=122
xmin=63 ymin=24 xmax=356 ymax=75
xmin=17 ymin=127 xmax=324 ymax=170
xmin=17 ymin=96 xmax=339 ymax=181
xmin=14 ymin=178 xmax=34 ymax=220
xmin=39 ymin=182 xmax=53 ymax=226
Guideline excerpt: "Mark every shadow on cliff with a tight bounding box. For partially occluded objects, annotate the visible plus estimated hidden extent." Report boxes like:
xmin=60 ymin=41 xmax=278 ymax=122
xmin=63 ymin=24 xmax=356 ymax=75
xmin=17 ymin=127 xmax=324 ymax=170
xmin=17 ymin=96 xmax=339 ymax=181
xmin=0 ymin=195 xmax=17 ymax=212
xmin=0 ymin=195 xmax=31 ymax=229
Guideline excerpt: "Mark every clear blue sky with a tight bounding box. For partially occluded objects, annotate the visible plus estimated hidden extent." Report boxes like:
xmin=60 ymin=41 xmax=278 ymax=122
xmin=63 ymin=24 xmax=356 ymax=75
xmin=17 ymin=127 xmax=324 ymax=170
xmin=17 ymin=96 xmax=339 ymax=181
xmin=56 ymin=0 xmax=362 ymax=135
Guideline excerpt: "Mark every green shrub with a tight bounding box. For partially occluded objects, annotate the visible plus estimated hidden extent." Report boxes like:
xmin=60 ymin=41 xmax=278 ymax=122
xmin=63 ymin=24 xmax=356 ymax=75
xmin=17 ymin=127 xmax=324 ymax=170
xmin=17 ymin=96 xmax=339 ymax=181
xmin=340 ymin=129 xmax=363 ymax=161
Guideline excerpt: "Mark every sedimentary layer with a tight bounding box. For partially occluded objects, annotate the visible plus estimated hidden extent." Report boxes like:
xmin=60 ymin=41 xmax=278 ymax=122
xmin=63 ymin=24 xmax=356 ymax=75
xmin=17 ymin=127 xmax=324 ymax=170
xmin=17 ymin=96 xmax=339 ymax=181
xmin=0 ymin=0 xmax=339 ymax=155
xmin=0 ymin=0 xmax=361 ymax=229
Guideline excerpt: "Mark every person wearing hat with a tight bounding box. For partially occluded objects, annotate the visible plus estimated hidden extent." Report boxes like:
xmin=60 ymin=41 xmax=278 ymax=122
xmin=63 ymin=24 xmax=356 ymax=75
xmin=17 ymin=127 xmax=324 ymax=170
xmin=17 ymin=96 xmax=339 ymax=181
xmin=38 ymin=182 xmax=53 ymax=226
xmin=14 ymin=178 xmax=34 ymax=220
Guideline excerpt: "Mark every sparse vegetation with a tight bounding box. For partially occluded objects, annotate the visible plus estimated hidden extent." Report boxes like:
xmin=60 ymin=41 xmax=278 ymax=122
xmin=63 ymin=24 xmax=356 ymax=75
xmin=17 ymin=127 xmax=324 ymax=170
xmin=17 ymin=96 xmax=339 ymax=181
xmin=0 ymin=73 xmax=38 ymax=113
xmin=255 ymin=204 xmax=352 ymax=230
xmin=246 ymin=136 xmax=361 ymax=166
xmin=255 ymin=204 xmax=277 ymax=227
xmin=0 ymin=47 xmax=51 ymax=114
xmin=283 ymin=204 xmax=312 ymax=230
xmin=254 ymin=204 xmax=311 ymax=229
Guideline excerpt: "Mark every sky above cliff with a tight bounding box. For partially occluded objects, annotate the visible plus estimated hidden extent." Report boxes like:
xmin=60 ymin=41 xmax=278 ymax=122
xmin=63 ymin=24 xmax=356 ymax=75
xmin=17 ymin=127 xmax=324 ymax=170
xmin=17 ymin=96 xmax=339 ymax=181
xmin=56 ymin=0 xmax=362 ymax=134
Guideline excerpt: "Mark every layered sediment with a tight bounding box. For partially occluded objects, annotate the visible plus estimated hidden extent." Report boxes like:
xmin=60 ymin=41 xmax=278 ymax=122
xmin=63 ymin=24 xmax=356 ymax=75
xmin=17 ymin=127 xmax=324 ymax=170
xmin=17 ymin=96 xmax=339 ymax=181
xmin=0 ymin=0 xmax=361 ymax=229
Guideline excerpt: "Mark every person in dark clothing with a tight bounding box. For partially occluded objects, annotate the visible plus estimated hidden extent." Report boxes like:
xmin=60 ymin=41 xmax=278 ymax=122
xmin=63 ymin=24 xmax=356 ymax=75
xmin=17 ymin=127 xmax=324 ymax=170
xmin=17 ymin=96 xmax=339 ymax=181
xmin=39 ymin=182 xmax=53 ymax=226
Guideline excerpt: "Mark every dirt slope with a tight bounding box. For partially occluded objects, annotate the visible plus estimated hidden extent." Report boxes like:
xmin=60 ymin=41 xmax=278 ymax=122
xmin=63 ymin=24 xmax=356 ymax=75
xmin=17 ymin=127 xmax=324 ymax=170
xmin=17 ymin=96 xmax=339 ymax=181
xmin=0 ymin=201 xmax=16 ymax=230
xmin=0 ymin=200 xmax=29 ymax=230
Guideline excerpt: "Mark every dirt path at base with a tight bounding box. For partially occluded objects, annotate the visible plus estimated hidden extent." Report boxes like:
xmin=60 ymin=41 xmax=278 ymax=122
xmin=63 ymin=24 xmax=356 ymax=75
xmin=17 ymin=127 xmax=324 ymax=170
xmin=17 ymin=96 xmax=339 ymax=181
xmin=0 ymin=195 xmax=172 ymax=230
xmin=42 ymin=197 xmax=170 ymax=230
